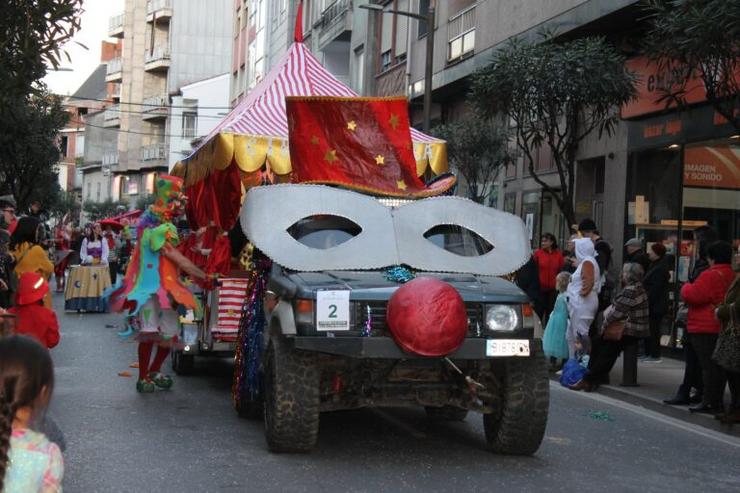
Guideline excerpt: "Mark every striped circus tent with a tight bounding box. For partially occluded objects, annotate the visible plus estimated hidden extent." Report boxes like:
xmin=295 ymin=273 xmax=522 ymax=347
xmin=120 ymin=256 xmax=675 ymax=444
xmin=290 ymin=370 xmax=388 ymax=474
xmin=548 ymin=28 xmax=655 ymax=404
xmin=170 ymin=41 xmax=448 ymax=188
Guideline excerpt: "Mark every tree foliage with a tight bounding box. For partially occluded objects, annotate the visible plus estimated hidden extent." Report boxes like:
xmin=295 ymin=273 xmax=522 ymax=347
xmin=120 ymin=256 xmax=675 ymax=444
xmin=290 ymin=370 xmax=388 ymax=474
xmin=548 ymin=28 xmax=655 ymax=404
xmin=82 ymin=199 xmax=128 ymax=222
xmin=642 ymin=0 xmax=740 ymax=131
xmin=0 ymin=1 xmax=84 ymax=213
xmin=0 ymin=91 xmax=71 ymax=211
xmin=470 ymin=35 xmax=637 ymax=225
xmin=432 ymin=112 xmax=512 ymax=204
xmin=0 ymin=0 xmax=84 ymax=95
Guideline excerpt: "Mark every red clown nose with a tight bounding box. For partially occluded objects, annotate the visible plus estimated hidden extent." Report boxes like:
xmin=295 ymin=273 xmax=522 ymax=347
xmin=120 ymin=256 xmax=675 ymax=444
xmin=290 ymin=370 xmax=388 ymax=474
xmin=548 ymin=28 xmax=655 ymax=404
xmin=386 ymin=277 xmax=468 ymax=357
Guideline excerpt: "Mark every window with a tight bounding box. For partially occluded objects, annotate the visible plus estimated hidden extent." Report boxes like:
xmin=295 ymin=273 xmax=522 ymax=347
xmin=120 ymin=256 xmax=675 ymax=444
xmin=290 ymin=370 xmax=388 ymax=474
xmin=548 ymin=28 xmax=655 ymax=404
xmin=594 ymin=159 xmax=605 ymax=194
xmin=182 ymin=112 xmax=196 ymax=138
xmin=60 ymin=136 xmax=69 ymax=157
xmin=447 ymin=6 xmax=475 ymax=62
xmin=86 ymin=181 xmax=91 ymax=199
xmin=418 ymin=0 xmax=429 ymax=38
xmin=75 ymin=134 xmax=85 ymax=158
xmin=96 ymin=182 xmax=101 ymax=201
xmin=380 ymin=50 xmax=392 ymax=72
xmin=127 ymin=177 xmax=139 ymax=195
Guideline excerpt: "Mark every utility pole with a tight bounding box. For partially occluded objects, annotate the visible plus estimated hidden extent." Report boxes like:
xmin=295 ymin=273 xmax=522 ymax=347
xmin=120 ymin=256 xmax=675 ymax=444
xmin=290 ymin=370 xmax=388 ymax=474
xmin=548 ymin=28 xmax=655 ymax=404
xmin=422 ymin=0 xmax=435 ymax=133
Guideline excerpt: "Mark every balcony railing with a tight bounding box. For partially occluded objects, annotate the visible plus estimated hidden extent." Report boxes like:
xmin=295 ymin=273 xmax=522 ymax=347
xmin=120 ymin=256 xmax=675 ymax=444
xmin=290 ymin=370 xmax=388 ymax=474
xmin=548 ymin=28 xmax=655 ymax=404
xmin=105 ymin=58 xmax=123 ymax=81
xmin=142 ymin=95 xmax=168 ymax=120
xmin=319 ymin=0 xmax=350 ymax=28
xmin=103 ymin=104 xmax=120 ymax=127
xmin=141 ymin=143 xmax=167 ymax=162
xmin=102 ymin=152 xmax=119 ymax=166
xmin=108 ymin=13 xmax=124 ymax=37
xmin=144 ymin=47 xmax=170 ymax=71
xmin=147 ymin=0 xmax=172 ymax=21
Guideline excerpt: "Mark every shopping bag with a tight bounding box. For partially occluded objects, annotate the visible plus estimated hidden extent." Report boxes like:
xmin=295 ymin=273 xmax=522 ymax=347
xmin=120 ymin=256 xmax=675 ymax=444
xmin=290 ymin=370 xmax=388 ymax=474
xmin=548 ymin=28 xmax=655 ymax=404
xmin=560 ymin=357 xmax=587 ymax=387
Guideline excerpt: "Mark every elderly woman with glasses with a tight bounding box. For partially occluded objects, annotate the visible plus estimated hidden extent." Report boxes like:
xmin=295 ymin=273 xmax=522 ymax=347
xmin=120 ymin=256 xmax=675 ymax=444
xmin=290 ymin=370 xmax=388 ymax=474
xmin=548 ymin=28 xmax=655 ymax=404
xmin=570 ymin=262 xmax=650 ymax=392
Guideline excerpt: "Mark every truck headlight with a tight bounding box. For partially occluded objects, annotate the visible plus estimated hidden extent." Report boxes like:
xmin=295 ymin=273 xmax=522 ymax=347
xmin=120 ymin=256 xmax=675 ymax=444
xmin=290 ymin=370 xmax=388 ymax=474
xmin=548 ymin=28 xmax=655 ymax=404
xmin=485 ymin=305 xmax=519 ymax=332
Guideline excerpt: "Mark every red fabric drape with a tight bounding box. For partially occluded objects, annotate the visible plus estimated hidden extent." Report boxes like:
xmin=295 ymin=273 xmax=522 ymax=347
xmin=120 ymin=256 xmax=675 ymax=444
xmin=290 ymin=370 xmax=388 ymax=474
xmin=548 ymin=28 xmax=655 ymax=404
xmin=185 ymin=161 xmax=242 ymax=230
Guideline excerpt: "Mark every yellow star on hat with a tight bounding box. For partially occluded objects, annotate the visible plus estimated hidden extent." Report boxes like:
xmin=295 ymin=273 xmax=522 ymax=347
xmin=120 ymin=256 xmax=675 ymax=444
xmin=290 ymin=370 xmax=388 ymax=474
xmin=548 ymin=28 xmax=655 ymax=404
xmin=347 ymin=121 xmax=357 ymax=131
xmin=374 ymin=154 xmax=385 ymax=165
xmin=389 ymin=113 xmax=400 ymax=130
xmin=396 ymin=179 xmax=407 ymax=190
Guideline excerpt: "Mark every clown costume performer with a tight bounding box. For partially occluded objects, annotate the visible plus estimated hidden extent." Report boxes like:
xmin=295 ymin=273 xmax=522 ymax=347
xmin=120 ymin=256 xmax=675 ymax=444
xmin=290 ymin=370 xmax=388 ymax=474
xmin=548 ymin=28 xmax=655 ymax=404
xmin=107 ymin=176 xmax=208 ymax=393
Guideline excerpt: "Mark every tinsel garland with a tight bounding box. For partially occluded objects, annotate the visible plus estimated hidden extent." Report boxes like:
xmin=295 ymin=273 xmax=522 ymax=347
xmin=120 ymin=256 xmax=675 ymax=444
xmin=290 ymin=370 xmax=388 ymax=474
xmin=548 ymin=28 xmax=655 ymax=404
xmin=231 ymin=256 xmax=272 ymax=406
xmin=383 ymin=265 xmax=415 ymax=283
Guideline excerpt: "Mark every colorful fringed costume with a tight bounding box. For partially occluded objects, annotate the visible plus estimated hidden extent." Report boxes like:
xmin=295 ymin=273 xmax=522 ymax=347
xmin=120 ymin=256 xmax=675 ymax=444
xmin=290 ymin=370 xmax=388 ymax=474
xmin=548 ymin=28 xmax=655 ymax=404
xmin=107 ymin=175 xmax=207 ymax=393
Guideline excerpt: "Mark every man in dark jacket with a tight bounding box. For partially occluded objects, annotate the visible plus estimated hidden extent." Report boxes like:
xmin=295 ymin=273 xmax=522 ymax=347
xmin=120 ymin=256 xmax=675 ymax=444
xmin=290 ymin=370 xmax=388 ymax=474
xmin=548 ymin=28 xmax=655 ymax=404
xmin=516 ymin=256 xmax=543 ymax=318
xmin=643 ymin=243 xmax=671 ymax=362
xmin=624 ymin=238 xmax=651 ymax=273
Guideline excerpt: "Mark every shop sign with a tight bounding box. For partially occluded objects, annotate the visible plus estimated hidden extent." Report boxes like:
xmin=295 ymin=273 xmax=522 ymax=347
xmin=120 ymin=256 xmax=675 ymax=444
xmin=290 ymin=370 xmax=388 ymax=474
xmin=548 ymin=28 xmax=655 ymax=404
xmin=683 ymin=146 xmax=740 ymax=190
xmin=628 ymin=104 xmax=737 ymax=150
xmin=621 ymin=57 xmax=706 ymax=119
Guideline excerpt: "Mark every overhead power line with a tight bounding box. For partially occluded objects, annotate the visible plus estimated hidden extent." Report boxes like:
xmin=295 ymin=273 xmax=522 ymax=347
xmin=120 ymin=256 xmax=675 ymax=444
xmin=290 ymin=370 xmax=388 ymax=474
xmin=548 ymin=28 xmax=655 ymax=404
xmin=64 ymin=104 xmax=228 ymax=118
xmin=60 ymin=93 xmax=236 ymax=110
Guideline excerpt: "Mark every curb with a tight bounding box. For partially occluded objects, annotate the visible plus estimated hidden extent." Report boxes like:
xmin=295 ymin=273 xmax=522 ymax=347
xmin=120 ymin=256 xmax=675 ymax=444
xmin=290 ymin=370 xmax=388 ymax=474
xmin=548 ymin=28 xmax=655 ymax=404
xmin=549 ymin=374 xmax=740 ymax=438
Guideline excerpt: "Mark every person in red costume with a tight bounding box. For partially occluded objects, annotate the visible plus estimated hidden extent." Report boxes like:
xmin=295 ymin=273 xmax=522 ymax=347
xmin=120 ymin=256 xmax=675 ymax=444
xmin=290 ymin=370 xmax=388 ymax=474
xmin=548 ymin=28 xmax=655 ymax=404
xmin=681 ymin=241 xmax=735 ymax=415
xmin=533 ymin=232 xmax=564 ymax=322
xmin=7 ymin=272 xmax=60 ymax=349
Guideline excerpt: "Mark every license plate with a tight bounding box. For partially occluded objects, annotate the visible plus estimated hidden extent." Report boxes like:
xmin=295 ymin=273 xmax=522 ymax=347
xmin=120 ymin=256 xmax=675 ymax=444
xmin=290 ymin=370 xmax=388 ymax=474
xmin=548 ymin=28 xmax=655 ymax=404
xmin=486 ymin=339 xmax=530 ymax=357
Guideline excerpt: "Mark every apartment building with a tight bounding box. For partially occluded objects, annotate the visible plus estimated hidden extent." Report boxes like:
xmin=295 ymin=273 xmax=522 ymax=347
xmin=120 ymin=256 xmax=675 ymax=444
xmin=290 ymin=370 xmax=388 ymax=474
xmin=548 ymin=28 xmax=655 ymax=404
xmin=107 ymin=0 xmax=232 ymax=203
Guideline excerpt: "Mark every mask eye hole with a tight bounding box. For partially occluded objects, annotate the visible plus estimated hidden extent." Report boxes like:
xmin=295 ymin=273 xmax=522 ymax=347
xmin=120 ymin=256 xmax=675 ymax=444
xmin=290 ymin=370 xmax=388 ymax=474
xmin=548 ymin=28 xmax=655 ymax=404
xmin=423 ymin=224 xmax=493 ymax=257
xmin=287 ymin=215 xmax=362 ymax=250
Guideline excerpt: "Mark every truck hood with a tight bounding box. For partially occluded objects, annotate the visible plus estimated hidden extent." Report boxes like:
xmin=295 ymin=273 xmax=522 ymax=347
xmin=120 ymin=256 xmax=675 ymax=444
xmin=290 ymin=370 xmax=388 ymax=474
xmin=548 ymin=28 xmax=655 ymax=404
xmin=289 ymin=270 xmax=527 ymax=304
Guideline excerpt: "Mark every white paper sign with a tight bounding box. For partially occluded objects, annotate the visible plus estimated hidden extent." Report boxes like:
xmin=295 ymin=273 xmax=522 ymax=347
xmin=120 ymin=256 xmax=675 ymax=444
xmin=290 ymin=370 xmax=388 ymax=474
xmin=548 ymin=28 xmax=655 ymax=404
xmin=316 ymin=290 xmax=350 ymax=331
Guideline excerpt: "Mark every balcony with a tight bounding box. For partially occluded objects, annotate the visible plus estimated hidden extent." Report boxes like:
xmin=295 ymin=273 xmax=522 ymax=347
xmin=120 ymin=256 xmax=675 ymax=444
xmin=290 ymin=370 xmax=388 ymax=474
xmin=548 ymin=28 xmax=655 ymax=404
xmin=140 ymin=143 xmax=167 ymax=163
xmin=105 ymin=58 xmax=123 ymax=82
xmin=108 ymin=13 xmax=124 ymax=38
xmin=102 ymin=152 xmax=119 ymax=166
xmin=144 ymin=47 xmax=170 ymax=72
xmin=316 ymin=0 xmax=352 ymax=50
xmin=103 ymin=104 xmax=121 ymax=127
xmin=141 ymin=95 xmax=168 ymax=121
xmin=147 ymin=0 xmax=172 ymax=23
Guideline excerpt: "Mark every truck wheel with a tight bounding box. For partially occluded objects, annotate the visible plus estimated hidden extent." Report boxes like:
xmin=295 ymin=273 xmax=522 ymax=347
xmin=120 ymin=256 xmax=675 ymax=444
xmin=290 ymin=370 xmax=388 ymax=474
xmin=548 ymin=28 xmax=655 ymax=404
xmin=425 ymin=406 xmax=468 ymax=422
xmin=263 ymin=337 xmax=319 ymax=453
xmin=483 ymin=347 xmax=549 ymax=455
xmin=171 ymin=350 xmax=195 ymax=375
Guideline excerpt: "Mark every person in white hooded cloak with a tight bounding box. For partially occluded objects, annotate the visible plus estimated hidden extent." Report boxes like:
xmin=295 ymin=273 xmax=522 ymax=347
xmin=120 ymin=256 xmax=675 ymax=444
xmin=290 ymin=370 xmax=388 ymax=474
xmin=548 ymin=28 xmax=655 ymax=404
xmin=565 ymin=238 xmax=601 ymax=357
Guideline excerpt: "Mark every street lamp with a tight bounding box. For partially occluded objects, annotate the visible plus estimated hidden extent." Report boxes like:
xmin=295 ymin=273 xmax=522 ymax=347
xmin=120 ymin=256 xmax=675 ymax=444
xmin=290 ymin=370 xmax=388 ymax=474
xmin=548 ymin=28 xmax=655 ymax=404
xmin=359 ymin=1 xmax=436 ymax=133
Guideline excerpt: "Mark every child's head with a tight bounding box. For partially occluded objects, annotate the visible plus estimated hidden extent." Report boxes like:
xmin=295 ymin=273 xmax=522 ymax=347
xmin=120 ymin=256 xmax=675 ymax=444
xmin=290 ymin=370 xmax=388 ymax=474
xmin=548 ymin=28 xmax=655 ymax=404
xmin=555 ymin=272 xmax=571 ymax=293
xmin=0 ymin=335 xmax=54 ymax=486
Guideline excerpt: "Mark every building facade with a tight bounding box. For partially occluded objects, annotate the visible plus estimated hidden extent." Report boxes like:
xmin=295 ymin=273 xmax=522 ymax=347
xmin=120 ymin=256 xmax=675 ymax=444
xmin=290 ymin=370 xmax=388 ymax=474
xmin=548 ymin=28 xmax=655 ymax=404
xmin=108 ymin=0 xmax=232 ymax=203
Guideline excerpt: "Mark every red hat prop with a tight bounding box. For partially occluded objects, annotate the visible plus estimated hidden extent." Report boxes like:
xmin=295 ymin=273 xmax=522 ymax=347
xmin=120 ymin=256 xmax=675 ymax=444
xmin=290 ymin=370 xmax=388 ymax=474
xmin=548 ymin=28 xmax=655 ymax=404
xmin=15 ymin=272 xmax=49 ymax=306
xmin=386 ymin=277 xmax=468 ymax=356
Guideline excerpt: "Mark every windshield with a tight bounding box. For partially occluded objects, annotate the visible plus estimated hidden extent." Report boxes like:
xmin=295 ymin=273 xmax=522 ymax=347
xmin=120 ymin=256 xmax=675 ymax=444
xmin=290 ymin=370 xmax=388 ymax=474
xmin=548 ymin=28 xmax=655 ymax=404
xmin=287 ymin=215 xmax=362 ymax=249
xmin=423 ymin=224 xmax=493 ymax=257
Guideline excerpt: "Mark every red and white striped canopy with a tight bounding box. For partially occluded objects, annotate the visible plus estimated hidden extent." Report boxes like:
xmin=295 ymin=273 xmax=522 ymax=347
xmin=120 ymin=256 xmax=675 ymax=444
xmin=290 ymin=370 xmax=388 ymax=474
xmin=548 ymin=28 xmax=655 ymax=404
xmin=191 ymin=41 xmax=441 ymax=158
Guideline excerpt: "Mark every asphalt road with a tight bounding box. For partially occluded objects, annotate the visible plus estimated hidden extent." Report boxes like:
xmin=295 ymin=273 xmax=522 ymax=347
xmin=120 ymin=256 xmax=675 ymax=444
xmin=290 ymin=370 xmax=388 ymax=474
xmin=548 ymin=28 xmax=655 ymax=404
xmin=49 ymin=293 xmax=740 ymax=493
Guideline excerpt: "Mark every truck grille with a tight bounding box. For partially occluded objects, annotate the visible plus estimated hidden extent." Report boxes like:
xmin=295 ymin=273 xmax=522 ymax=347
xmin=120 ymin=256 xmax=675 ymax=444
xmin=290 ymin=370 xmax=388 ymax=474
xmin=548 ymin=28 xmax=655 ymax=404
xmin=352 ymin=301 xmax=484 ymax=336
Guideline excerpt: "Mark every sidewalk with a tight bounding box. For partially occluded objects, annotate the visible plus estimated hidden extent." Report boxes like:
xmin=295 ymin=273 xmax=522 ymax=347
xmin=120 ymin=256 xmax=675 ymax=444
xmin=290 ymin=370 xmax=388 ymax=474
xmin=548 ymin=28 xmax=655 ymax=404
xmin=560 ymin=355 xmax=740 ymax=438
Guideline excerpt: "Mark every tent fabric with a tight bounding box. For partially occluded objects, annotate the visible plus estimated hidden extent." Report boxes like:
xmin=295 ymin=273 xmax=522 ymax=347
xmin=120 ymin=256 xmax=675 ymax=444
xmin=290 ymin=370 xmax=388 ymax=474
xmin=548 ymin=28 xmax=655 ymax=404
xmin=173 ymin=42 xmax=447 ymax=187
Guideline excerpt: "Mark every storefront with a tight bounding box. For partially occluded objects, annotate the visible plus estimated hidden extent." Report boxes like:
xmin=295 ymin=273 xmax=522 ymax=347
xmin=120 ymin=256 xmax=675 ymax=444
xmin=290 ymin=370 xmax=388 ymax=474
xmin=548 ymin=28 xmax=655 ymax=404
xmin=624 ymin=103 xmax=739 ymax=347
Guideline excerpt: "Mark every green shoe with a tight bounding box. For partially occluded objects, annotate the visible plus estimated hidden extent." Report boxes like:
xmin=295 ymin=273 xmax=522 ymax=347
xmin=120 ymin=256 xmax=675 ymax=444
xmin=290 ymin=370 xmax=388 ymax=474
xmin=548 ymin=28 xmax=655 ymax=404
xmin=136 ymin=379 xmax=155 ymax=393
xmin=148 ymin=372 xmax=173 ymax=389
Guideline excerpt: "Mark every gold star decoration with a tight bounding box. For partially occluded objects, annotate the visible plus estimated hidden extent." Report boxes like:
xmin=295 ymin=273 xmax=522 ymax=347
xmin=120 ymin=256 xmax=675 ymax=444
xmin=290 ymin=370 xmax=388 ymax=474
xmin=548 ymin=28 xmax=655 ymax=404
xmin=396 ymin=179 xmax=407 ymax=190
xmin=347 ymin=120 xmax=357 ymax=131
xmin=374 ymin=154 xmax=385 ymax=165
xmin=389 ymin=113 xmax=400 ymax=130
xmin=324 ymin=149 xmax=338 ymax=164
xmin=310 ymin=135 xmax=320 ymax=145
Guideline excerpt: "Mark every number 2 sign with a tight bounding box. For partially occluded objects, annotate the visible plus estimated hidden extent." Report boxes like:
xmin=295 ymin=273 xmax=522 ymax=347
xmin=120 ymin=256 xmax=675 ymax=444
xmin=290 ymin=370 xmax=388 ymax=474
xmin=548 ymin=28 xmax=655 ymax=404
xmin=316 ymin=290 xmax=350 ymax=331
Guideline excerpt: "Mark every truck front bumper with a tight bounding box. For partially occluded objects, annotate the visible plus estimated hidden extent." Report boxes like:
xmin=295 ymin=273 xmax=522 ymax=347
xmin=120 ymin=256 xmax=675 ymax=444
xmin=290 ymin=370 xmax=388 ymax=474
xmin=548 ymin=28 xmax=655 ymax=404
xmin=290 ymin=336 xmax=539 ymax=359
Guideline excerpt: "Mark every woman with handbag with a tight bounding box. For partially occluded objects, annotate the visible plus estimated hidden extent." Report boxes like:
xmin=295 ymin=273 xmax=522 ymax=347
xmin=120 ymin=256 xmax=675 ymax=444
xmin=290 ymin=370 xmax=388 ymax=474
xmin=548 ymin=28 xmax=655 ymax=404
xmin=570 ymin=262 xmax=649 ymax=392
xmin=712 ymin=244 xmax=740 ymax=424
xmin=681 ymin=241 xmax=735 ymax=415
